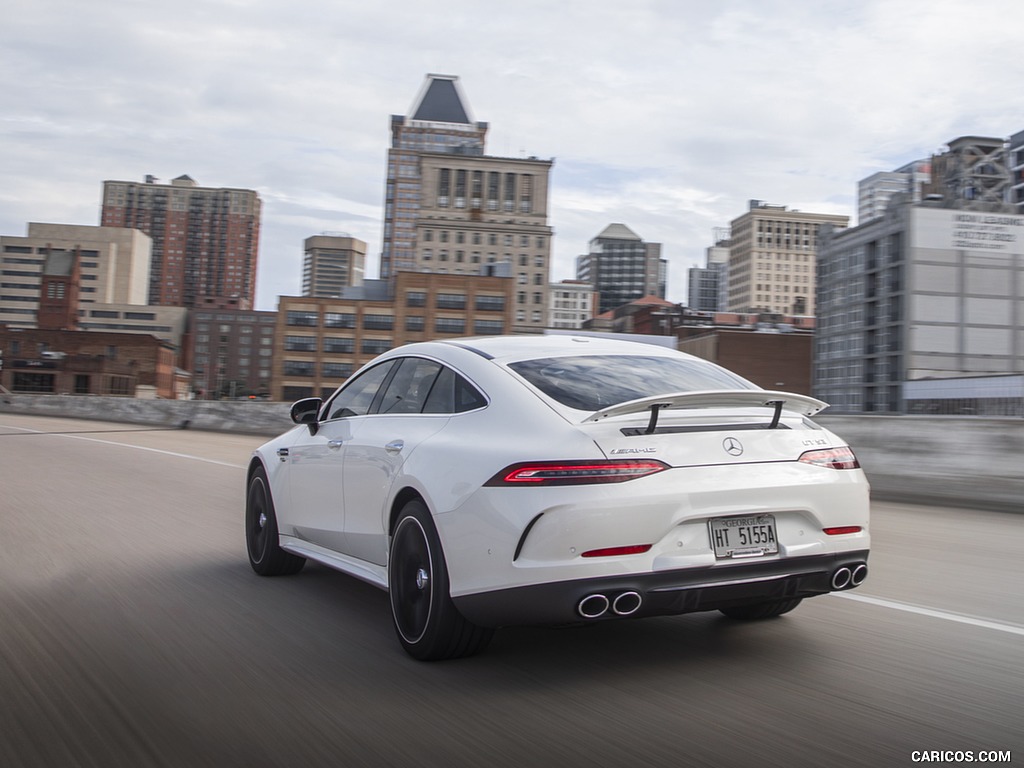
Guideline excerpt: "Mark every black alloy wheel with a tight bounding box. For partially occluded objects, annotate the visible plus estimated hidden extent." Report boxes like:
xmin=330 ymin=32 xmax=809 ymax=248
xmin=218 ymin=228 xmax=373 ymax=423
xmin=388 ymin=499 xmax=492 ymax=661
xmin=246 ymin=466 xmax=306 ymax=576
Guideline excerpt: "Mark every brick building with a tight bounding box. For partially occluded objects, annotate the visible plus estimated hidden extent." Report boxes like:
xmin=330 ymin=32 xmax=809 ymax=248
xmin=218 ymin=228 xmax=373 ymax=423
xmin=273 ymin=271 xmax=513 ymax=401
xmin=0 ymin=327 xmax=183 ymax=398
xmin=678 ymin=328 xmax=814 ymax=395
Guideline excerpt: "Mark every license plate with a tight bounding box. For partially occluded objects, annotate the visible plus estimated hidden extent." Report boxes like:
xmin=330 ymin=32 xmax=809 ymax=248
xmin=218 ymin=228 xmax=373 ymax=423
xmin=708 ymin=514 xmax=778 ymax=559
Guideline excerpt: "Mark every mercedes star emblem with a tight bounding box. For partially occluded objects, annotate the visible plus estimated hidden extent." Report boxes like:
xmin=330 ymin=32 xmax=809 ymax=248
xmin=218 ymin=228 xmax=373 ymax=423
xmin=723 ymin=437 xmax=744 ymax=456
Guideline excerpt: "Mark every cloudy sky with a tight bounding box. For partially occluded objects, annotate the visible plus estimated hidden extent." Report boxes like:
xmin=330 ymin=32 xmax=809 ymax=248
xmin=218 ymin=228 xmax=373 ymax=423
xmin=2 ymin=0 xmax=1023 ymax=311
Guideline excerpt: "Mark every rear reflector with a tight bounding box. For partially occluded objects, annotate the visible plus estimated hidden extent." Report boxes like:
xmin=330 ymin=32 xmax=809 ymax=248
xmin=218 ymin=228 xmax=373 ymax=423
xmin=485 ymin=459 xmax=669 ymax=486
xmin=581 ymin=544 xmax=652 ymax=558
xmin=798 ymin=447 xmax=860 ymax=470
xmin=823 ymin=526 xmax=863 ymax=536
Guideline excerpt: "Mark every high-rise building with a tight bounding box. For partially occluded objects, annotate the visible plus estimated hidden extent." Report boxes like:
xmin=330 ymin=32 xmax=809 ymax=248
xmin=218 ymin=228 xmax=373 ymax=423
xmin=381 ymin=75 xmax=487 ymax=279
xmin=381 ymin=75 xmax=554 ymax=333
xmin=0 ymin=223 xmax=150 ymax=329
xmin=575 ymin=224 xmax=666 ymax=314
xmin=303 ymin=234 xmax=366 ymax=297
xmin=815 ymin=137 xmax=1023 ymax=414
xmin=100 ymin=175 xmax=261 ymax=308
xmin=725 ymin=200 xmax=848 ymax=316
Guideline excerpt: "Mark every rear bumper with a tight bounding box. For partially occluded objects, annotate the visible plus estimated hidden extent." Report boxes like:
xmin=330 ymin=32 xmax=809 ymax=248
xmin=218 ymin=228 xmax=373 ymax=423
xmin=452 ymin=550 xmax=869 ymax=628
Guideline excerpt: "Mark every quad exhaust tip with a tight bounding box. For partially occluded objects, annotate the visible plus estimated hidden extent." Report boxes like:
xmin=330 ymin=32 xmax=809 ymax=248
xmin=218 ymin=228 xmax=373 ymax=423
xmin=831 ymin=563 xmax=868 ymax=591
xmin=851 ymin=563 xmax=868 ymax=586
xmin=612 ymin=591 xmax=642 ymax=616
xmin=578 ymin=591 xmax=643 ymax=619
xmin=578 ymin=594 xmax=610 ymax=619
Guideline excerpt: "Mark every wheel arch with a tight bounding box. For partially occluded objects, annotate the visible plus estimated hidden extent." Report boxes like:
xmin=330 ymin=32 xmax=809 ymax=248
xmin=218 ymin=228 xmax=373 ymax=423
xmin=389 ymin=487 xmax=426 ymax=535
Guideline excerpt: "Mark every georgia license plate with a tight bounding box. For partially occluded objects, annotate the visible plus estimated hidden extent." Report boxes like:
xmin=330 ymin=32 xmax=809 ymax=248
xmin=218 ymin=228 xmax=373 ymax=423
xmin=709 ymin=514 xmax=778 ymax=559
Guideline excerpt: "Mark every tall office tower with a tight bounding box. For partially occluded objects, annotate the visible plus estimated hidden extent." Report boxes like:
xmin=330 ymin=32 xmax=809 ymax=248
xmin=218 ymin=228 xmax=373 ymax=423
xmin=575 ymin=224 xmax=666 ymax=315
xmin=303 ymin=234 xmax=366 ymax=297
xmin=381 ymin=75 xmax=487 ymax=279
xmin=381 ymin=74 xmax=554 ymax=333
xmin=100 ymin=175 xmax=261 ymax=308
xmin=725 ymin=200 xmax=848 ymax=316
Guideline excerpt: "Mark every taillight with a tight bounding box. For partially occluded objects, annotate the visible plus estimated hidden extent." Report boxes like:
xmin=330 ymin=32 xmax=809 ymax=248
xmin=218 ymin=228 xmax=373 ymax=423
xmin=823 ymin=526 xmax=863 ymax=535
xmin=798 ymin=447 xmax=860 ymax=470
xmin=485 ymin=459 xmax=669 ymax=486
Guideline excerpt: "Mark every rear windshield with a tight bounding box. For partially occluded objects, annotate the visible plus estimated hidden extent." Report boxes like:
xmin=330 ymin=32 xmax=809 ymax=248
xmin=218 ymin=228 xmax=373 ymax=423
xmin=508 ymin=355 xmax=756 ymax=411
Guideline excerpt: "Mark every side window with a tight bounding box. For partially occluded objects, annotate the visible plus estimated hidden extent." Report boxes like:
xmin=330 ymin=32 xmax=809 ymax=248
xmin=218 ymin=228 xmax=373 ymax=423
xmin=326 ymin=361 xmax=395 ymax=420
xmin=378 ymin=358 xmax=443 ymax=414
xmin=423 ymin=367 xmax=487 ymax=414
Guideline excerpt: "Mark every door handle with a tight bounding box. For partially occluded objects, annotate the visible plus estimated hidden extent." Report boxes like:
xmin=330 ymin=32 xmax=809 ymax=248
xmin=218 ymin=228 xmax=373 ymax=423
xmin=327 ymin=439 xmax=344 ymax=450
xmin=385 ymin=440 xmax=404 ymax=455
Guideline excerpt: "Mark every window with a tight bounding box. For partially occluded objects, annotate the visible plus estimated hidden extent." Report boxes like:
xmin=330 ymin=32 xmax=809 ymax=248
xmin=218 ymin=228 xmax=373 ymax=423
xmin=509 ymin=355 xmax=754 ymax=412
xmin=474 ymin=319 xmax=504 ymax=335
xmin=283 ymin=361 xmax=315 ymax=377
xmin=378 ymin=358 xmax=443 ymax=414
xmin=361 ymin=339 xmax=392 ymax=355
xmin=326 ymin=360 xmax=396 ymax=419
xmin=423 ymin=367 xmax=487 ymax=414
xmin=322 ymin=362 xmax=354 ymax=380
xmin=436 ymin=293 xmax=466 ymax=309
xmin=323 ymin=337 xmax=355 ymax=353
xmin=406 ymin=315 xmax=425 ymax=331
xmin=324 ymin=313 xmax=356 ymax=328
xmin=435 ymin=318 xmax=465 ymax=334
xmin=406 ymin=291 xmax=426 ymax=307
xmin=475 ymin=295 xmax=505 ymax=312
xmin=363 ymin=314 xmax=394 ymax=330
xmin=287 ymin=310 xmax=318 ymax=327
xmin=284 ymin=335 xmax=316 ymax=352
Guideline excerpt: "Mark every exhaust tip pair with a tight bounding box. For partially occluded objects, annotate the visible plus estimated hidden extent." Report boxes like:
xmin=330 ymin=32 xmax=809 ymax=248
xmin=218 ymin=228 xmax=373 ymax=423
xmin=578 ymin=591 xmax=642 ymax=619
xmin=831 ymin=563 xmax=868 ymax=590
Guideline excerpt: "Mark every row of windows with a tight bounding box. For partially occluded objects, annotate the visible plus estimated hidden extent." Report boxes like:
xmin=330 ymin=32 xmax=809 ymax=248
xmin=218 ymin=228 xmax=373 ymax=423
xmin=282 ymin=317 xmax=505 ymax=352
xmin=423 ymin=231 xmax=546 ymax=249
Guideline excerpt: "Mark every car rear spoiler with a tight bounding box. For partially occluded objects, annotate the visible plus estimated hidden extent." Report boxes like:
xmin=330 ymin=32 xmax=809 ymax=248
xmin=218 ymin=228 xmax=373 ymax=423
xmin=582 ymin=390 xmax=829 ymax=433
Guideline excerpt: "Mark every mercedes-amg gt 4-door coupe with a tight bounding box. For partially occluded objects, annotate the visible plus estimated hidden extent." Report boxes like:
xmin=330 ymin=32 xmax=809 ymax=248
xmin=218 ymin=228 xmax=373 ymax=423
xmin=246 ymin=335 xmax=869 ymax=660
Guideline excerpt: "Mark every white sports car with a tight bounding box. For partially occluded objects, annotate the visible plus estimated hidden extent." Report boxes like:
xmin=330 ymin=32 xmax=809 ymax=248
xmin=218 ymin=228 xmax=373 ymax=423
xmin=246 ymin=335 xmax=869 ymax=660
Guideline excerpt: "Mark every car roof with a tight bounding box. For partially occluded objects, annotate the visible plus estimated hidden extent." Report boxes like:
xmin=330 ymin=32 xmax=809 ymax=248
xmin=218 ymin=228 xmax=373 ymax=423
xmin=431 ymin=334 xmax=689 ymax=364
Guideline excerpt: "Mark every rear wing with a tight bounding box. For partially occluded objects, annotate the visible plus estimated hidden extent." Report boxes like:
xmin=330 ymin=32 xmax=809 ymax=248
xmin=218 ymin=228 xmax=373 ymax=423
xmin=582 ymin=390 xmax=829 ymax=432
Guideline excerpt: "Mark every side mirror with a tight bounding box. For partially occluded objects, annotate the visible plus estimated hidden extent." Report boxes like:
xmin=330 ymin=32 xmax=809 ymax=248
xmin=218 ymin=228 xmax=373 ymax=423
xmin=289 ymin=398 xmax=323 ymax=433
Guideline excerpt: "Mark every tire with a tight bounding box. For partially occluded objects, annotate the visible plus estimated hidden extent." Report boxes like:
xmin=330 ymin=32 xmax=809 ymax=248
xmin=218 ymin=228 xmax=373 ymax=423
xmin=246 ymin=465 xmax=306 ymax=576
xmin=719 ymin=597 xmax=803 ymax=621
xmin=388 ymin=499 xmax=493 ymax=661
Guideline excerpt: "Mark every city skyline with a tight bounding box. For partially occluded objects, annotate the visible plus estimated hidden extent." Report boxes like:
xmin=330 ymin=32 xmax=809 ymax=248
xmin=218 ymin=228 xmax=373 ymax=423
xmin=2 ymin=1 xmax=1023 ymax=311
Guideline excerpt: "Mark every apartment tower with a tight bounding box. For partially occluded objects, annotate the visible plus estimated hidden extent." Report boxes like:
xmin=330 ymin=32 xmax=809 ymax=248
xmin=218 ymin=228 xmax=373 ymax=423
xmin=100 ymin=175 xmax=261 ymax=308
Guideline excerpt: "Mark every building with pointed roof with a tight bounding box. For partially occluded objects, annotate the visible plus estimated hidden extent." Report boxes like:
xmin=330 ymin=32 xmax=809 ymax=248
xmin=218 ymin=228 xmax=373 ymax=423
xmin=380 ymin=75 xmax=555 ymax=334
xmin=575 ymin=224 xmax=666 ymax=314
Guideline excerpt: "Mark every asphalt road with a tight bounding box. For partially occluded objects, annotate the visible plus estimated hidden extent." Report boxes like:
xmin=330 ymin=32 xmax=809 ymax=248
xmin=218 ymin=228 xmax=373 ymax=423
xmin=1 ymin=414 xmax=1021 ymax=768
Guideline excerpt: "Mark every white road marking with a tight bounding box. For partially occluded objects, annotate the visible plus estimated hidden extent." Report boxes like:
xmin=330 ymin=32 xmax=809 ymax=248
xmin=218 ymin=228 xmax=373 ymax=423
xmin=833 ymin=592 xmax=1024 ymax=637
xmin=0 ymin=423 xmax=247 ymax=469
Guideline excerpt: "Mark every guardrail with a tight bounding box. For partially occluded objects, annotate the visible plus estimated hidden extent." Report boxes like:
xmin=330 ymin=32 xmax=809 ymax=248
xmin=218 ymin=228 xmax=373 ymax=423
xmin=2 ymin=394 xmax=1021 ymax=513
